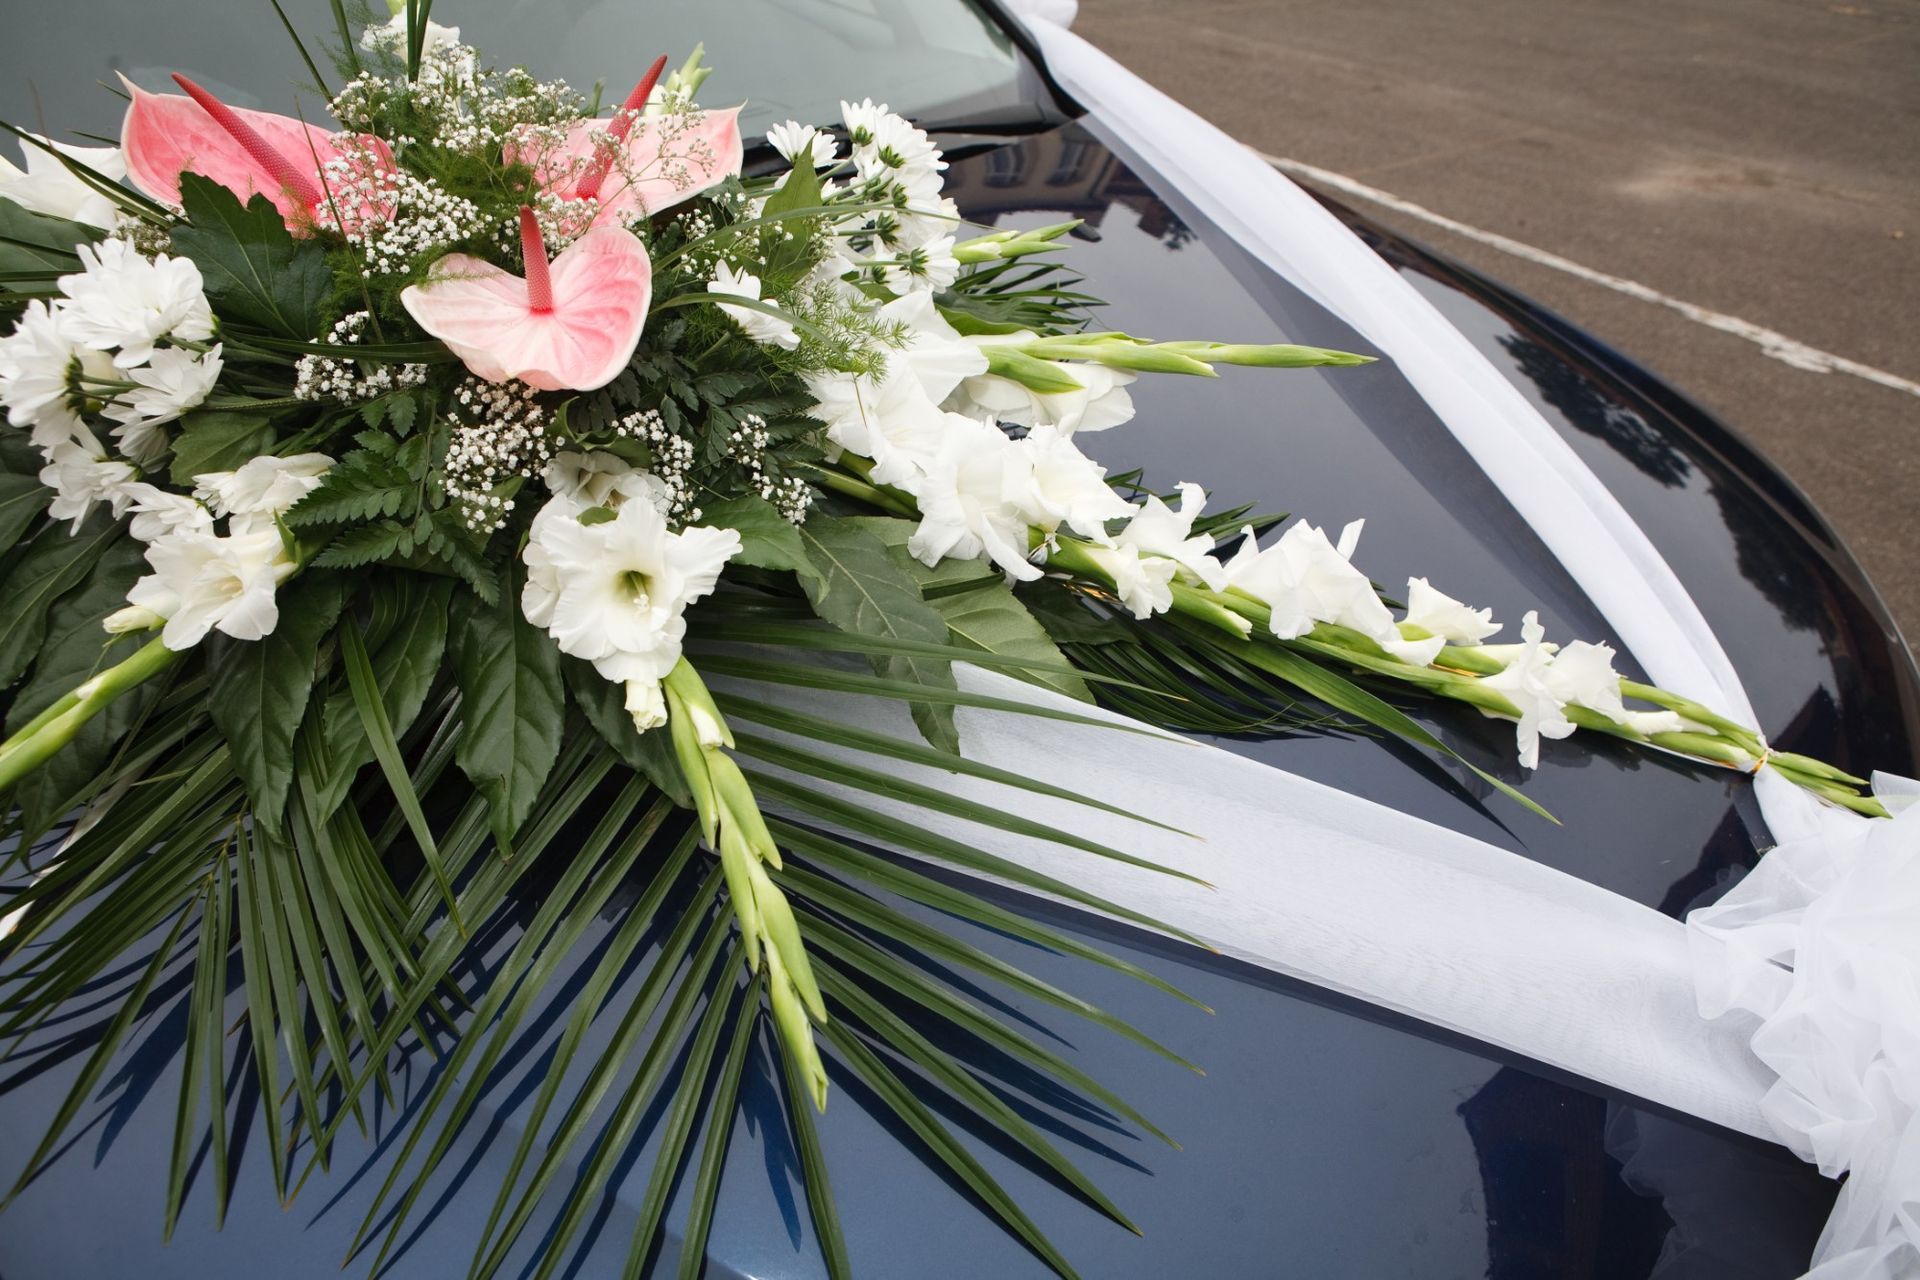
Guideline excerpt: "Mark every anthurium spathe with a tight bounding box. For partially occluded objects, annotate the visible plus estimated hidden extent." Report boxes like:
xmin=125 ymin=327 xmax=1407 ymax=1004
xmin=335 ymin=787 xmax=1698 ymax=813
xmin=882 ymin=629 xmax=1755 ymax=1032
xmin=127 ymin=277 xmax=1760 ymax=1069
xmin=400 ymin=207 xmax=651 ymax=392
xmin=119 ymin=74 xmax=389 ymax=226
xmin=512 ymin=59 xmax=744 ymax=226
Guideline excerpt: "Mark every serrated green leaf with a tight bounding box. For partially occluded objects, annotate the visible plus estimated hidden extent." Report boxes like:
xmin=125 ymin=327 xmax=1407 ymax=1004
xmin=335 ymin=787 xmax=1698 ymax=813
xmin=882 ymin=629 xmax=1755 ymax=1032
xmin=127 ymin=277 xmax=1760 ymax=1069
xmin=310 ymin=519 xmax=405 ymax=568
xmin=797 ymin=516 xmax=958 ymax=752
xmin=450 ymin=566 xmax=565 ymax=847
xmin=205 ymin=573 xmax=346 ymax=820
xmin=167 ymin=410 xmax=278 ymax=486
xmin=171 ymin=173 xmax=330 ymax=339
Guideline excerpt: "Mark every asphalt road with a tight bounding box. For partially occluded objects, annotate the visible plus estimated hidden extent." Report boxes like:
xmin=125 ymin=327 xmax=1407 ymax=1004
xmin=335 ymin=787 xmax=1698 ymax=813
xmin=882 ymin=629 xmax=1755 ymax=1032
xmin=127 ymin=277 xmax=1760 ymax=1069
xmin=1072 ymin=0 xmax=1920 ymax=643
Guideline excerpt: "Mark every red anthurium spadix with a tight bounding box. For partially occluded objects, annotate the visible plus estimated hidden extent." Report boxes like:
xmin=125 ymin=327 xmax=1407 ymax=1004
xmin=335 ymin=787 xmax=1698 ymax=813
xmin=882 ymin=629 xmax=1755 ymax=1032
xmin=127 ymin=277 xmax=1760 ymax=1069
xmin=509 ymin=57 xmax=744 ymax=226
xmin=401 ymin=207 xmax=652 ymax=392
xmin=120 ymin=73 xmax=390 ymax=227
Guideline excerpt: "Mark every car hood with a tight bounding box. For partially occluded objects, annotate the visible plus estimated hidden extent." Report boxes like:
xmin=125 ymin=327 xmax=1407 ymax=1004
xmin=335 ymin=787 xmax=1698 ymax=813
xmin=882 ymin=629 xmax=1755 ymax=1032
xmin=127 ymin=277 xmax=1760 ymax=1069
xmin=5 ymin=94 xmax=1915 ymax=1280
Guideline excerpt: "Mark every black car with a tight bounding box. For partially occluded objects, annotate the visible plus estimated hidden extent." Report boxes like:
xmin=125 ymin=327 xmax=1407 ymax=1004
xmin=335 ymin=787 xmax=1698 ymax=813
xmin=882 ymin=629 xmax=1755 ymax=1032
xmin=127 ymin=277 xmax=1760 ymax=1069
xmin=2 ymin=2 xmax=1914 ymax=1276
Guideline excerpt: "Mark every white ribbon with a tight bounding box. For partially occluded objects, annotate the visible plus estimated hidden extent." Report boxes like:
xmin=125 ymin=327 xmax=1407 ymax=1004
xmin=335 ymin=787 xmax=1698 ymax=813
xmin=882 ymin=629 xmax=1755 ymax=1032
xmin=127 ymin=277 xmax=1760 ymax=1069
xmin=964 ymin=4 xmax=1917 ymax=1272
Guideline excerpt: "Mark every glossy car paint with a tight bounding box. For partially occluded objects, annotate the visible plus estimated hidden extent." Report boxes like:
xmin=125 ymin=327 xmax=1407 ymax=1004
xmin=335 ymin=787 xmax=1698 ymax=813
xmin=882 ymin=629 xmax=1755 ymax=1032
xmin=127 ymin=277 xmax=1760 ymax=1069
xmin=3 ymin=8 xmax=1916 ymax=1279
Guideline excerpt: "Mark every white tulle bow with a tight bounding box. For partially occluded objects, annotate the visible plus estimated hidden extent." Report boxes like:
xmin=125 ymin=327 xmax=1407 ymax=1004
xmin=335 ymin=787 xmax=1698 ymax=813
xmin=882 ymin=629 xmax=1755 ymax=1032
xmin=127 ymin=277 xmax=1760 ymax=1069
xmin=1691 ymin=772 xmax=1920 ymax=1278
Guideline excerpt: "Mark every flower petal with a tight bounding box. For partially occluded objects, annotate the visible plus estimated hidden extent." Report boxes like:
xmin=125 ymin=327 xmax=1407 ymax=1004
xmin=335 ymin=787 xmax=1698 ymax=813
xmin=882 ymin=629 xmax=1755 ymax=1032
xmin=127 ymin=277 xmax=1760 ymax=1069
xmin=401 ymin=228 xmax=652 ymax=392
xmin=119 ymin=75 xmax=387 ymax=224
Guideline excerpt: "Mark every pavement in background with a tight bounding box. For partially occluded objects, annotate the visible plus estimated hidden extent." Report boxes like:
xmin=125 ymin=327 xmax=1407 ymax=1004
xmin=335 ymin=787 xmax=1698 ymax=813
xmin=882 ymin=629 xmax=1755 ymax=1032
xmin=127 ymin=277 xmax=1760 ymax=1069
xmin=1072 ymin=0 xmax=1920 ymax=643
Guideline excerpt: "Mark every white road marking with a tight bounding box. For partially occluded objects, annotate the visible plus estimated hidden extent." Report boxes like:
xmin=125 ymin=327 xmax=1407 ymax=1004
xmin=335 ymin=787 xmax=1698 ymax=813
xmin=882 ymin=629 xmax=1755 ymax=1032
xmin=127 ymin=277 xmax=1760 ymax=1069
xmin=1255 ymin=150 xmax=1920 ymax=400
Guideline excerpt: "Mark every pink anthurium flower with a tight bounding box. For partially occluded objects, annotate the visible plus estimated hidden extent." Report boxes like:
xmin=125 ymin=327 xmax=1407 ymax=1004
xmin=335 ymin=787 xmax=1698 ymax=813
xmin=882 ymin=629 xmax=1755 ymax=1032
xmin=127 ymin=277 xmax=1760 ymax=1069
xmin=120 ymin=73 xmax=391 ymax=228
xmin=509 ymin=58 xmax=744 ymax=226
xmin=400 ymin=207 xmax=652 ymax=392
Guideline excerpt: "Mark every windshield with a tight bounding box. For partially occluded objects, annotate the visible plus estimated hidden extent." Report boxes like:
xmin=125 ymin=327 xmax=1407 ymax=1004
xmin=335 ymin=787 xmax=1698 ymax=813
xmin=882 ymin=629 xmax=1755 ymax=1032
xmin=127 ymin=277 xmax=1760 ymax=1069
xmin=0 ymin=0 xmax=1041 ymax=146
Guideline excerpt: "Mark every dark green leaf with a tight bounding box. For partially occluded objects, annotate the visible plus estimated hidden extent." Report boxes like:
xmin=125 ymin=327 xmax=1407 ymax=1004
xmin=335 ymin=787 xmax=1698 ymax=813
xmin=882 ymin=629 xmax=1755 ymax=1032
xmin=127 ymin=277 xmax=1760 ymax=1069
xmin=171 ymin=173 xmax=331 ymax=339
xmin=450 ymin=566 xmax=565 ymax=847
xmin=824 ymin=1022 xmax=1083 ymax=1280
xmin=205 ymin=573 xmax=347 ymax=820
xmin=311 ymin=576 xmax=449 ymax=816
xmin=167 ymin=410 xmax=277 ymax=486
xmin=703 ymin=494 xmax=816 ymax=583
xmin=797 ymin=516 xmax=958 ymax=752
xmin=776 ymin=1016 xmax=852 ymax=1280
xmin=674 ymin=975 xmax=764 ymax=1280
xmin=0 ymin=514 xmax=119 ymax=687
xmin=0 ymin=471 xmax=48 ymax=556
xmin=563 ymin=655 xmax=692 ymax=806
xmin=0 ymin=198 xmax=98 ymax=273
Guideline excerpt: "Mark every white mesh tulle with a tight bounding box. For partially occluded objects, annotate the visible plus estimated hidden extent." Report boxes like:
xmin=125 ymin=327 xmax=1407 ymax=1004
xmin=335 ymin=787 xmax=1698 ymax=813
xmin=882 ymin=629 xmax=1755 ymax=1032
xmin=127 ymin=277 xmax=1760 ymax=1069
xmin=1689 ymin=772 xmax=1920 ymax=1277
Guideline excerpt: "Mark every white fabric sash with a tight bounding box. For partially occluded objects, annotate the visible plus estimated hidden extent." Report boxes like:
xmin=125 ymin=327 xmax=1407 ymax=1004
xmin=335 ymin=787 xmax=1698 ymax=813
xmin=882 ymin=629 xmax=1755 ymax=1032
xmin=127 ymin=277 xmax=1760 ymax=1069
xmin=963 ymin=4 xmax=1917 ymax=1273
xmin=741 ymin=668 xmax=1775 ymax=1138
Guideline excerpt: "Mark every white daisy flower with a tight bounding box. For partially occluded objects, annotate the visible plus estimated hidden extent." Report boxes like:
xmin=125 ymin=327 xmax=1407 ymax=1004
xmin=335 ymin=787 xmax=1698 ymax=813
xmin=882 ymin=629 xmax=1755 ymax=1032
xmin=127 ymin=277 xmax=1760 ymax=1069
xmin=104 ymin=344 xmax=223 ymax=466
xmin=765 ymin=120 xmax=838 ymax=169
xmin=56 ymin=239 xmax=214 ymax=369
xmin=38 ymin=429 xmax=135 ymax=531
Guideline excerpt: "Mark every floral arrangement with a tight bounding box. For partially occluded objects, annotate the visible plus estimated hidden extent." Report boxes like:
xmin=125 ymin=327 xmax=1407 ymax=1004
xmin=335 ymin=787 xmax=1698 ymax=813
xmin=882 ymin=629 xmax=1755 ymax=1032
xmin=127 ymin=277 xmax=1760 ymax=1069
xmin=0 ymin=4 xmax=1895 ymax=1277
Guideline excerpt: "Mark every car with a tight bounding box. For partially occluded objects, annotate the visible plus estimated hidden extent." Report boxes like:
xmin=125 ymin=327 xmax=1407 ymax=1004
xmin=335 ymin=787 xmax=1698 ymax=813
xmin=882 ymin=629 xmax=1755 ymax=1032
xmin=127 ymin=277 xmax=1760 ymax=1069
xmin=2 ymin=1 xmax=1913 ymax=1276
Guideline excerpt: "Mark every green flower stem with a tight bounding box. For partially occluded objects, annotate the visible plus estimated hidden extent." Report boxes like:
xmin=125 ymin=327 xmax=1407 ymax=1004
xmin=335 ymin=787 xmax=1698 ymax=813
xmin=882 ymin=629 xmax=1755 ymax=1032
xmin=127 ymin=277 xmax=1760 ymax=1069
xmin=661 ymin=659 xmax=832 ymax=1110
xmin=801 ymin=463 xmax=918 ymax=519
xmin=850 ymin=494 xmax=1885 ymax=814
xmin=0 ymin=636 xmax=181 ymax=794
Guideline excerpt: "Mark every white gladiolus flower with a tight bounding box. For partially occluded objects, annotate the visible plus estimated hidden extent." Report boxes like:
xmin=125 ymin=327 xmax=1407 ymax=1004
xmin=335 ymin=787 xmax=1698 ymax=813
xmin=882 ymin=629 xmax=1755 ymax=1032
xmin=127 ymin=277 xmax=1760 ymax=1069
xmin=765 ymin=120 xmax=838 ymax=169
xmin=951 ymin=339 xmax=1137 ymax=435
xmin=103 ymin=602 xmax=167 ymax=634
xmin=803 ymin=295 xmax=987 ymax=493
xmin=907 ymin=421 xmax=1039 ymax=580
xmin=1481 ymin=611 xmax=1577 ymax=769
xmin=880 ymin=292 xmax=988 ymax=405
xmin=1225 ymin=519 xmax=1444 ymax=666
xmin=39 ymin=432 xmax=135 ymax=531
xmin=1081 ymin=542 xmax=1178 ymax=619
xmin=194 ymin=453 xmax=333 ymax=525
xmin=1014 ymin=425 xmax=1133 ymax=544
xmin=118 ymin=480 xmax=213 ymax=542
xmin=1116 ymin=482 xmax=1228 ymax=590
xmin=543 ymin=450 xmax=669 ymax=511
xmin=104 ymin=344 xmax=223 ymax=466
xmin=1401 ymin=577 xmax=1500 ymax=646
xmin=521 ymin=491 xmax=740 ymax=728
xmin=1541 ymin=638 xmax=1688 ymax=737
xmin=0 ymin=134 xmax=127 ymax=228
xmin=56 ymin=239 xmax=215 ymax=369
xmin=623 ymin=675 xmax=669 ymax=732
xmin=126 ymin=526 xmax=296 ymax=650
xmin=708 ymin=262 xmax=799 ymax=350
xmin=805 ymin=370 xmax=951 ymax=492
